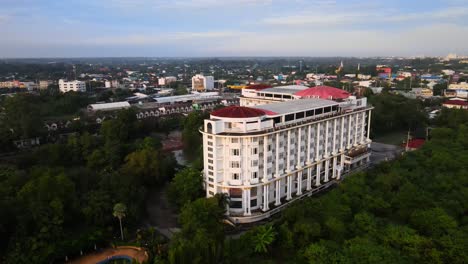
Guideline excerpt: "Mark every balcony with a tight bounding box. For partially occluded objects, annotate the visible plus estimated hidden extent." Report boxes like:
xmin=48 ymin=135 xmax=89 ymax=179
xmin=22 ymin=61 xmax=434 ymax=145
xmin=344 ymin=148 xmax=371 ymax=164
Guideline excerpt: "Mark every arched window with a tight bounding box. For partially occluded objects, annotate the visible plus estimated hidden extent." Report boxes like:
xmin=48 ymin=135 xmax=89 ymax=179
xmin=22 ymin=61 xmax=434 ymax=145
xmin=207 ymin=123 xmax=213 ymax=133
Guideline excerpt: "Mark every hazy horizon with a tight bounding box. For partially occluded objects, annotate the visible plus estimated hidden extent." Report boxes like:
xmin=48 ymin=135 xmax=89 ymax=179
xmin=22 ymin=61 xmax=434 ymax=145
xmin=1 ymin=0 xmax=468 ymax=57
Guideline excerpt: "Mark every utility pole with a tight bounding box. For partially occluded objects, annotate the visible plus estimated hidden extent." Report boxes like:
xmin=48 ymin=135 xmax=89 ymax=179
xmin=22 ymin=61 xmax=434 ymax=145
xmin=405 ymin=130 xmax=411 ymax=152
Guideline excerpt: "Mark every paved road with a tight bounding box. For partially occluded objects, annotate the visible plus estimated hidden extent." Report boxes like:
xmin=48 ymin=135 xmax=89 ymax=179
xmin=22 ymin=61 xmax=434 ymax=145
xmin=370 ymin=142 xmax=403 ymax=166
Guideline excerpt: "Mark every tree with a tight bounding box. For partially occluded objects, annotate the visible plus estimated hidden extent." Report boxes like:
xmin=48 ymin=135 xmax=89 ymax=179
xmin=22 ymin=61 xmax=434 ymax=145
xmin=169 ymin=195 xmax=227 ymax=264
xmin=167 ymin=168 xmax=203 ymax=208
xmin=252 ymin=225 xmax=277 ymax=253
xmin=113 ymin=203 xmax=127 ymax=241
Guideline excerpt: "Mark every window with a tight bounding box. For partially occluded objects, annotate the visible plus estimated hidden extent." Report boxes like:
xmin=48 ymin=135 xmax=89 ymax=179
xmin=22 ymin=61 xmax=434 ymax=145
xmin=207 ymin=123 xmax=213 ymax=133
xmin=285 ymin=114 xmax=294 ymax=122
xmin=252 ymin=148 xmax=258 ymax=155
xmin=231 ymin=161 xmax=240 ymax=168
xmin=208 ymin=147 xmax=213 ymax=152
xmin=252 ymin=172 xmax=258 ymax=179
xmin=208 ymin=165 xmax=214 ymax=170
xmin=306 ymin=110 xmax=314 ymax=116
xmin=208 ymin=141 xmax=213 ymax=146
xmin=208 ymin=159 xmax=213 ymax=164
xmin=251 ymin=199 xmax=257 ymax=207
xmin=316 ymin=108 xmax=323 ymax=114
xmin=232 ymin=173 xmax=240 ymax=180
xmin=273 ymin=117 xmax=281 ymax=124
xmin=232 ymin=149 xmax=240 ymax=156
xmin=296 ymin=112 xmax=305 ymax=119
xmin=268 ymin=145 xmax=272 ymax=151
xmin=230 ymin=200 xmax=242 ymax=208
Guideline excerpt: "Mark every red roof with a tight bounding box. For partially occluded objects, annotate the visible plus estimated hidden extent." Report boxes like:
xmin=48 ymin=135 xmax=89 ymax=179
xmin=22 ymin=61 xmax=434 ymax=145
xmin=443 ymin=100 xmax=468 ymax=106
xmin=294 ymin=86 xmax=350 ymax=100
xmin=406 ymin=138 xmax=425 ymax=149
xmin=211 ymin=106 xmax=266 ymax=118
xmin=246 ymin=84 xmax=272 ymax=90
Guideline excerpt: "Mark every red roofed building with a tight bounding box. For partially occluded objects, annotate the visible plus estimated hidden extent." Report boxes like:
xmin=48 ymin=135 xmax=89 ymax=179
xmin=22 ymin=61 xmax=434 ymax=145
xmin=240 ymin=84 xmax=352 ymax=107
xmin=404 ymin=138 xmax=425 ymax=151
xmin=294 ymin=86 xmax=351 ymax=100
xmin=211 ymin=106 xmax=266 ymax=118
xmin=442 ymin=100 xmax=468 ymax=109
xmin=246 ymin=84 xmax=272 ymax=90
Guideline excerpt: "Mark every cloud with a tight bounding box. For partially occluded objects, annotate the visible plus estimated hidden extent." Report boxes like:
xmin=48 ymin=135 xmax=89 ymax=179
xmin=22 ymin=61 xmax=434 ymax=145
xmin=0 ymin=15 xmax=9 ymax=23
xmin=260 ymin=6 xmax=468 ymax=27
xmin=83 ymin=31 xmax=244 ymax=45
xmin=208 ymin=23 xmax=468 ymax=57
xmin=99 ymin=0 xmax=273 ymax=10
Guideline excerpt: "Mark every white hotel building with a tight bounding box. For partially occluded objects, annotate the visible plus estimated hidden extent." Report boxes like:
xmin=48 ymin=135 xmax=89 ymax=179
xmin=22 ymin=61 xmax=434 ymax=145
xmin=59 ymin=79 xmax=86 ymax=93
xmin=200 ymin=85 xmax=373 ymax=223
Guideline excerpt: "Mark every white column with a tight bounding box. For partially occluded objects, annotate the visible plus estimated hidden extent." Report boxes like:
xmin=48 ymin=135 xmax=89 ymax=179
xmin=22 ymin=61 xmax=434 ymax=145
xmin=361 ymin=112 xmax=366 ymax=144
xmin=340 ymin=116 xmax=345 ymax=151
xmin=306 ymin=167 xmax=312 ymax=190
xmin=287 ymin=130 xmax=291 ymax=172
xmin=263 ymin=185 xmax=269 ymax=211
xmin=354 ymin=114 xmax=359 ymax=146
xmin=324 ymin=159 xmax=330 ymax=182
xmin=307 ymin=125 xmax=312 ymax=163
xmin=275 ymin=133 xmax=280 ymax=176
xmin=265 ymin=184 xmax=269 ymax=210
xmin=333 ymin=119 xmax=337 ymax=154
xmin=332 ymin=156 xmax=337 ymax=179
xmin=337 ymin=154 xmax=345 ymax=180
xmin=223 ymin=187 xmax=230 ymax=216
xmin=275 ymin=180 xmax=281 ymax=206
xmin=315 ymin=163 xmax=321 ymax=186
xmin=222 ymin=137 xmax=229 ymax=185
xmin=286 ymin=175 xmax=292 ymax=200
xmin=297 ymin=127 xmax=302 ymax=167
xmin=324 ymin=121 xmax=329 ymax=157
xmin=243 ymin=189 xmax=247 ymax=215
xmin=297 ymin=171 xmax=302 ymax=195
xmin=347 ymin=115 xmax=352 ymax=148
xmin=246 ymin=188 xmax=251 ymax=216
xmin=367 ymin=110 xmax=372 ymax=141
xmin=263 ymin=135 xmax=268 ymax=179
xmin=315 ymin=123 xmax=321 ymax=161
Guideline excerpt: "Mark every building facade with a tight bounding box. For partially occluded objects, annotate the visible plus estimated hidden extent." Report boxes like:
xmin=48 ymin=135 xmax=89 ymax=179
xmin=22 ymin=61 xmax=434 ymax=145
xmin=192 ymin=74 xmax=214 ymax=91
xmin=39 ymin=80 xmax=52 ymax=90
xmin=59 ymin=79 xmax=86 ymax=93
xmin=201 ymin=92 xmax=373 ymax=223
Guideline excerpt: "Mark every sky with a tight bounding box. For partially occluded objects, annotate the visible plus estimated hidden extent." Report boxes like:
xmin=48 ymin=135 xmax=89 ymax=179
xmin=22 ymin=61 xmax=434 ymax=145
xmin=1 ymin=0 xmax=468 ymax=57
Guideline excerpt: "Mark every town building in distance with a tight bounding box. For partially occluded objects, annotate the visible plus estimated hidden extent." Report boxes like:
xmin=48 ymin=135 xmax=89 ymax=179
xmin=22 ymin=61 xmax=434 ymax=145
xmin=58 ymin=79 xmax=86 ymax=93
xmin=200 ymin=85 xmax=373 ymax=223
xmin=192 ymin=74 xmax=214 ymax=91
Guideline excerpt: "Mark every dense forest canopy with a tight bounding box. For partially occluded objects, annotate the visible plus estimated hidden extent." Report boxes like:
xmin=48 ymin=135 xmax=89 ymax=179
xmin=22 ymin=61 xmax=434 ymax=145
xmin=165 ymin=110 xmax=468 ymax=264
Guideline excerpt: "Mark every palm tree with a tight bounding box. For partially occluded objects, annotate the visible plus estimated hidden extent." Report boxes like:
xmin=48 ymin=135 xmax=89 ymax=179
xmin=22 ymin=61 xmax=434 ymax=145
xmin=252 ymin=225 xmax=277 ymax=253
xmin=113 ymin=203 xmax=127 ymax=241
